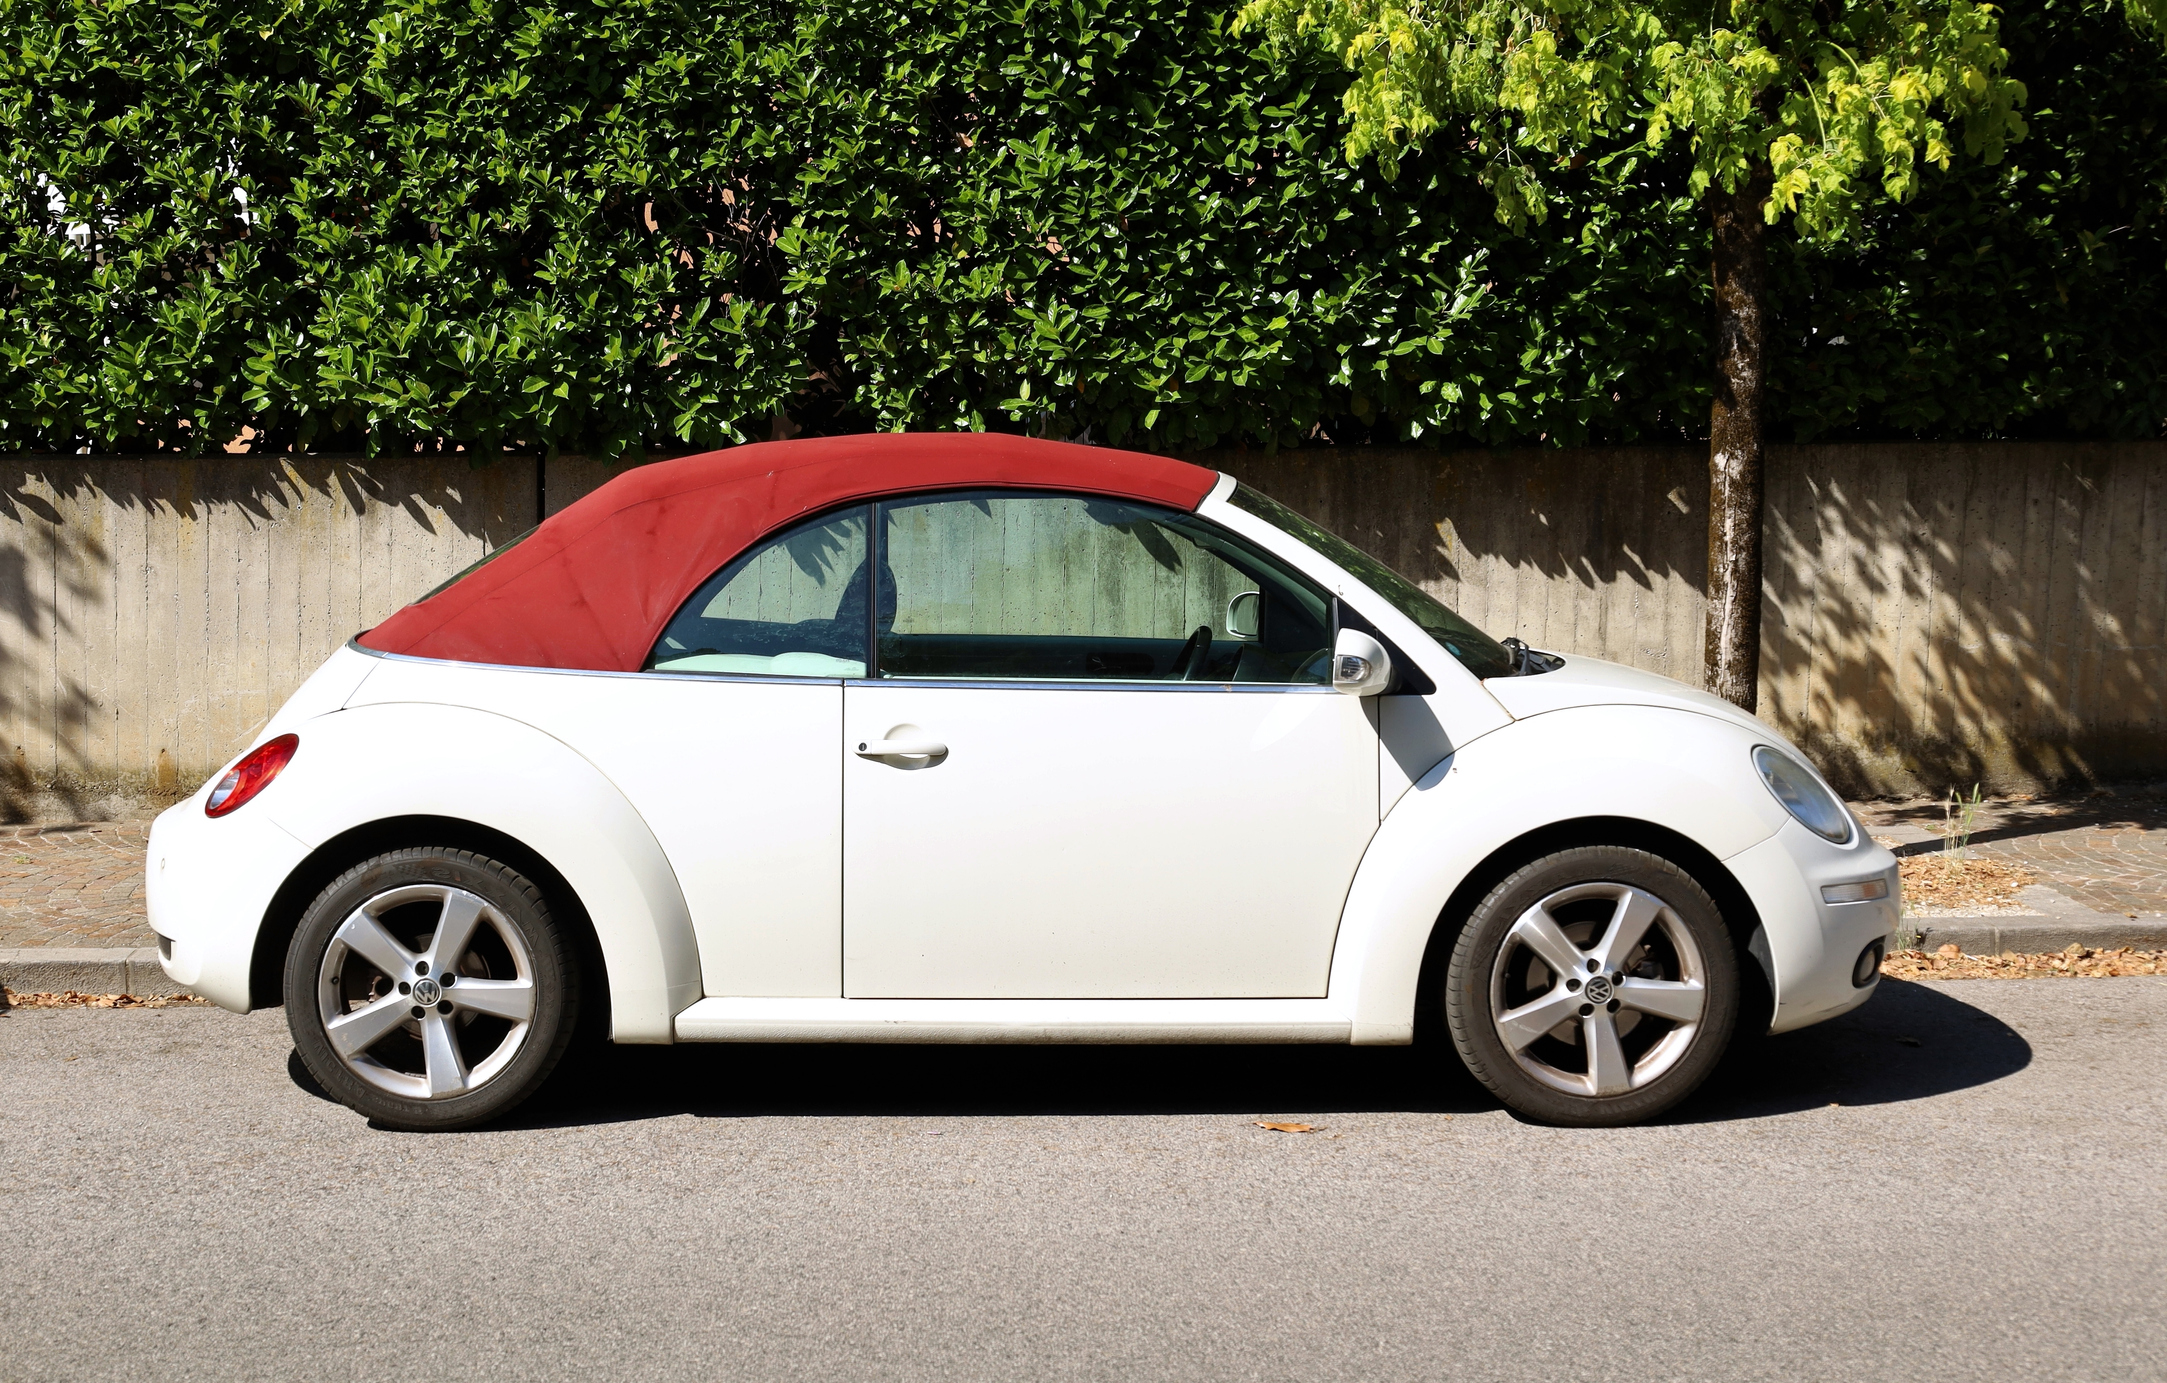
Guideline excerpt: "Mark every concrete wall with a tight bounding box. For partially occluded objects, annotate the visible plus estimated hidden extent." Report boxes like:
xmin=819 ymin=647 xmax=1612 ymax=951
xmin=0 ymin=442 xmax=2158 ymax=813
xmin=1227 ymin=441 xmax=2166 ymax=796
xmin=0 ymin=454 xmax=601 ymax=815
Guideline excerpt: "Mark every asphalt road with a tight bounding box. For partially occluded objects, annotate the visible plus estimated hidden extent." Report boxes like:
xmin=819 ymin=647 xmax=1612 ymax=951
xmin=3 ymin=979 xmax=2163 ymax=1382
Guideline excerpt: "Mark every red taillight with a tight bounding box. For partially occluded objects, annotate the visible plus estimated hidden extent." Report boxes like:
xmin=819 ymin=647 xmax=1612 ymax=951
xmin=205 ymin=734 xmax=298 ymax=818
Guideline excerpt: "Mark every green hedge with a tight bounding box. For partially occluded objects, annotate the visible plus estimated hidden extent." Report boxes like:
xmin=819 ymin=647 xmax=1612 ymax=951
xmin=1767 ymin=0 xmax=2167 ymax=442
xmin=2 ymin=0 xmax=2160 ymax=456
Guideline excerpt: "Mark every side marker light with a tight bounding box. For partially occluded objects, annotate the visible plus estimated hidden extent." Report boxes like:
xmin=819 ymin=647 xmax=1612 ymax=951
xmin=1821 ymin=878 xmax=1890 ymax=905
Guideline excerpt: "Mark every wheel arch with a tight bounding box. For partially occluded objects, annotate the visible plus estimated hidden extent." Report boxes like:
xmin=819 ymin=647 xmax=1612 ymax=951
xmin=1405 ymin=816 xmax=1771 ymax=1045
xmin=249 ymin=816 xmax=609 ymax=1039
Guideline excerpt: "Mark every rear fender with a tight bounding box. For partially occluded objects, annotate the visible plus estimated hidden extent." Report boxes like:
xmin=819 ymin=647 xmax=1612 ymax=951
xmin=259 ymin=702 xmax=699 ymax=1043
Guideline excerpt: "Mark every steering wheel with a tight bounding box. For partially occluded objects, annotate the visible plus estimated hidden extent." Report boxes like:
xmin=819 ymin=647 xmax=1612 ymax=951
xmin=1169 ymin=624 xmax=1214 ymax=681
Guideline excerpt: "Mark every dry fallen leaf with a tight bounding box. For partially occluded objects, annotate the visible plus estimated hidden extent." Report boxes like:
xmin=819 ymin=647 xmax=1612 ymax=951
xmin=1882 ymin=946 xmax=2167 ymax=980
xmin=1900 ymin=856 xmax=2036 ymax=910
xmin=1 ymin=989 xmax=209 ymax=1009
xmin=1254 ymin=1121 xmax=1316 ymax=1133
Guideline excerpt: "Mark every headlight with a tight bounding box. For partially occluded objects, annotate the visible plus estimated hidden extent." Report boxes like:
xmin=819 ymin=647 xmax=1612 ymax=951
xmin=1751 ymin=745 xmax=1853 ymax=844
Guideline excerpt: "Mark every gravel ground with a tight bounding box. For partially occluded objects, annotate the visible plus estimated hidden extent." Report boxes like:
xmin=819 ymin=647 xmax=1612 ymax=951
xmin=2 ymin=978 xmax=2162 ymax=1382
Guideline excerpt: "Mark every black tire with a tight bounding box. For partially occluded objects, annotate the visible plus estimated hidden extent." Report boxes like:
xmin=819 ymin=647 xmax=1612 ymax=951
xmin=285 ymin=847 xmax=581 ymax=1132
xmin=1445 ymin=846 xmax=1738 ymax=1127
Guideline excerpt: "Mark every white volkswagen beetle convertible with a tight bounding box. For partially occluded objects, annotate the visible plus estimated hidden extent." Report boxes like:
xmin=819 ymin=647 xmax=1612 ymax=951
xmin=148 ymin=434 xmax=1896 ymax=1129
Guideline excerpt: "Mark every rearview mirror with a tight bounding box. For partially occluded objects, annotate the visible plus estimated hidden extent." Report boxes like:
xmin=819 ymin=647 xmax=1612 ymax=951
xmin=1226 ymin=590 xmax=1261 ymax=640
xmin=1331 ymin=628 xmax=1392 ymax=696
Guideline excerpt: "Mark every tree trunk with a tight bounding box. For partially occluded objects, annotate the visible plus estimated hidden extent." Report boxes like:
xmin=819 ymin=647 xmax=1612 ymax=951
xmin=1704 ymin=168 xmax=1771 ymax=712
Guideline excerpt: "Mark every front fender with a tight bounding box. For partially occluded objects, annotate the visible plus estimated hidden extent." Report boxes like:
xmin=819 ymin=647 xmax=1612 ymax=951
xmin=1330 ymin=704 xmax=1792 ymax=1042
xmin=260 ymin=702 xmax=700 ymax=1043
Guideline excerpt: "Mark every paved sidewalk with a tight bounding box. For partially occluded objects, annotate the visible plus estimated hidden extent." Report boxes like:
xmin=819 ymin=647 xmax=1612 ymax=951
xmin=0 ymin=823 xmax=155 ymax=949
xmin=1853 ymin=792 xmax=2167 ymax=917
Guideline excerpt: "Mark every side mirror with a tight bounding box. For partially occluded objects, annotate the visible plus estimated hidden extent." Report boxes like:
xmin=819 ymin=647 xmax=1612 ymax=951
xmin=1331 ymin=628 xmax=1392 ymax=696
xmin=1226 ymin=590 xmax=1261 ymax=640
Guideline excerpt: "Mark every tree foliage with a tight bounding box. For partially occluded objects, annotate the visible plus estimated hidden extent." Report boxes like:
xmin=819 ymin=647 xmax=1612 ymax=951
xmin=1234 ymin=0 xmax=2031 ymax=239
xmin=0 ymin=0 xmax=1722 ymax=454
xmin=1772 ymin=0 xmax=2167 ymax=439
xmin=0 ymin=0 xmax=2158 ymax=455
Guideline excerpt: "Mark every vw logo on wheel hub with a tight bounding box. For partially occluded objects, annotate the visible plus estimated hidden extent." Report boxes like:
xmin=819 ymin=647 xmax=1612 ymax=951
xmin=412 ymin=977 xmax=442 ymax=1007
xmin=1582 ymin=974 xmax=1614 ymax=1004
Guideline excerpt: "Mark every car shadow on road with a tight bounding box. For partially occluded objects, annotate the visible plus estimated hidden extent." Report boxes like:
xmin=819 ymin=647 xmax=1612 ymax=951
xmin=1671 ymin=977 xmax=2033 ymax=1123
xmin=499 ymin=1038 xmax=1497 ymax=1128
xmin=323 ymin=976 xmax=2029 ymax=1131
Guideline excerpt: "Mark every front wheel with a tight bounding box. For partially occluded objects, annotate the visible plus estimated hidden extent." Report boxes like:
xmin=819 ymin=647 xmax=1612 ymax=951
xmin=285 ymin=847 xmax=581 ymax=1131
xmin=1445 ymin=846 xmax=1738 ymax=1127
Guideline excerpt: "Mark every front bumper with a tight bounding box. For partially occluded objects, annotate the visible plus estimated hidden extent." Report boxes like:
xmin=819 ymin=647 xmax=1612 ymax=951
xmin=1725 ymin=816 xmax=1900 ymax=1035
xmin=146 ymin=797 xmax=312 ymax=1013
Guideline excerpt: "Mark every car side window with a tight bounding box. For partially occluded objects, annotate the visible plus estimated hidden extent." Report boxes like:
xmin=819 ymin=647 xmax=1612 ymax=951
xmin=648 ymin=507 xmax=871 ymax=677
xmin=875 ymin=491 xmax=1331 ymax=683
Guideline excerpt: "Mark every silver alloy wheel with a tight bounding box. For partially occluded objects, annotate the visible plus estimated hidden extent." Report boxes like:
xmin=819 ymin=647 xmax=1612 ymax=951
xmin=315 ymin=883 xmax=537 ymax=1101
xmin=1487 ymin=881 xmax=1708 ymax=1098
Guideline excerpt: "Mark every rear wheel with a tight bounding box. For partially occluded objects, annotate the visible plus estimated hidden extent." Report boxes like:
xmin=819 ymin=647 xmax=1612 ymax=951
xmin=285 ymin=848 xmax=580 ymax=1131
xmin=1445 ymin=846 xmax=1738 ymax=1127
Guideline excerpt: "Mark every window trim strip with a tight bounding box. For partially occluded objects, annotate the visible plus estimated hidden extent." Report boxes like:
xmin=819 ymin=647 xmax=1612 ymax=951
xmin=349 ymin=639 xmax=852 ymax=686
xmin=844 ymin=677 xmax=1335 ymax=695
xmin=351 ymin=640 xmax=1329 ymax=693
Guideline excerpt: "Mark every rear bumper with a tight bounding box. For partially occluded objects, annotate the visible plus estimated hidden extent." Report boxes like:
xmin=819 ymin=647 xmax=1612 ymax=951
xmin=146 ymin=798 xmax=312 ymax=1012
xmin=1726 ymin=818 xmax=1900 ymax=1035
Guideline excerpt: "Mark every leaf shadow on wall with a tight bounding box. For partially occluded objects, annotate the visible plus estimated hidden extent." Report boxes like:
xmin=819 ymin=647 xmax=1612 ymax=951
xmin=0 ymin=455 xmax=543 ymax=820
xmin=1224 ymin=442 xmax=2166 ymax=796
xmin=1758 ymin=444 xmax=2165 ymax=797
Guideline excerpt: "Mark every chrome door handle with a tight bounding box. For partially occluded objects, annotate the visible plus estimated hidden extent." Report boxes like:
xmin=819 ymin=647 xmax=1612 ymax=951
xmin=855 ymin=734 xmax=948 ymax=759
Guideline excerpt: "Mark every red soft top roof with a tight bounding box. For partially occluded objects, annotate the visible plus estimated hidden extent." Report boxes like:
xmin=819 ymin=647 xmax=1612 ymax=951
xmin=358 ymin=433 xmax=1221 ymax=672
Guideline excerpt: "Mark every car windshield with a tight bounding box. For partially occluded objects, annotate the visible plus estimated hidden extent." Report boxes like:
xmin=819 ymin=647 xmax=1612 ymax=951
xmin=1228 ymin=484 xmax=1519 ymax=680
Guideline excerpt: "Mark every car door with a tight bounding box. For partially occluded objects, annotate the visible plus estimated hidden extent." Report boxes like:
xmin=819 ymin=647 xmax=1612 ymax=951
xmin=842 ymin=490 xmax=1379 ymax=999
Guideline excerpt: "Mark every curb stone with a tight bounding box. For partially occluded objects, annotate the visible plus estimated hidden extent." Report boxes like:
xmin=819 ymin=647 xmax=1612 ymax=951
xmin=0 ymin=947 xmax=189 ymax=998
xmin=1904 ymin=920 xmax=2167 ymax=955
xmin=1899 ymin=886 xmax=2167 ymax=956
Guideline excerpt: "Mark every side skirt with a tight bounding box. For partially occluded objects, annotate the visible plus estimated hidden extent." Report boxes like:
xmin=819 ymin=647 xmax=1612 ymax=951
xmin=673 ymin=997 xmax=1354 ymax=1044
